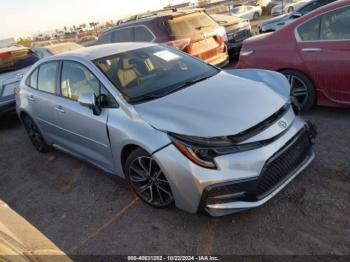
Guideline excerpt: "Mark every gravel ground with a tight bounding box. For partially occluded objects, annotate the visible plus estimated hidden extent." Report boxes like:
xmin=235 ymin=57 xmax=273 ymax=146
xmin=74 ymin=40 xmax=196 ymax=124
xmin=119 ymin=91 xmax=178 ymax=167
xmin=0 ymin=105 xmax=349 ymax=256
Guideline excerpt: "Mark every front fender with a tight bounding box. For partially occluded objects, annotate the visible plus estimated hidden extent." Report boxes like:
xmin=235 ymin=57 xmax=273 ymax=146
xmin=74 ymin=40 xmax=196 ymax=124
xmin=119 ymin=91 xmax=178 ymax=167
xmin=226 ymin=69 xmax=291 ymax=100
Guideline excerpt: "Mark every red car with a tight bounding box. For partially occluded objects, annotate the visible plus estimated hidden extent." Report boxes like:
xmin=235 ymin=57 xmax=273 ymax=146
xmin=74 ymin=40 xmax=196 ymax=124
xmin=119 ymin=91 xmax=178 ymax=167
xmin=237 ymin=0 xmax=350 ymax=110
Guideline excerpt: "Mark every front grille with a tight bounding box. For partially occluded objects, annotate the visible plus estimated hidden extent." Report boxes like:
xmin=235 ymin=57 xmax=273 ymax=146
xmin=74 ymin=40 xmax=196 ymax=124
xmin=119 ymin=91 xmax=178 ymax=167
xmin=256 ymin=129 xmax=312 ymax=199
xmin=228 ymin=29 xmax=251 ymax=43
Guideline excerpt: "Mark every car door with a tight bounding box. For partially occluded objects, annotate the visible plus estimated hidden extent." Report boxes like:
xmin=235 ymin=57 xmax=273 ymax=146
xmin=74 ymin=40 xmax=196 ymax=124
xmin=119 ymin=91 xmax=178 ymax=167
xmin=26 ymin=62 xmax=61 ymax=143
xmin=296 ymin=6 xmax=350 ymax=105
xmin=53 ymin=60 xmax=115 ymax=170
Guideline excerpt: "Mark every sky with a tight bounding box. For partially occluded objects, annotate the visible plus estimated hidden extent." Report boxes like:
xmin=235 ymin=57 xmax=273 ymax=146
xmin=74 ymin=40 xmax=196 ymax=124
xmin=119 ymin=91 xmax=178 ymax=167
xmin=0 ymin=0 xmax=196 ymax=39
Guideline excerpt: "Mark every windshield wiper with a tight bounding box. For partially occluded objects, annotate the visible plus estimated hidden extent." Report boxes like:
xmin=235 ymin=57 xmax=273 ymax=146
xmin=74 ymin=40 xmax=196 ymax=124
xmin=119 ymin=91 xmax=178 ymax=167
xmin=127 ymin=71 xmax=219 ymax=104
xmin=195 ymin=25 xmax=212 ymax=30
xmin=127 ymin=92 xmax=166 ymax=104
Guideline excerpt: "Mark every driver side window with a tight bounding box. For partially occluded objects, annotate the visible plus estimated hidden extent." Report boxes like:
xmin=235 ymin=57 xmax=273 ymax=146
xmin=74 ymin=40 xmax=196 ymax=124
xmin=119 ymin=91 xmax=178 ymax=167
xmin=61 ymin=61 xmax=102 ymax=101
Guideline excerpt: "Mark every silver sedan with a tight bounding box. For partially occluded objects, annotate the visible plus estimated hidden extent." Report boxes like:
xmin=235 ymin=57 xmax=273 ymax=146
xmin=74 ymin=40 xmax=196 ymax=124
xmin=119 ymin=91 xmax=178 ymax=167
xmin=16 ymin=43 xmax=316 ymax=216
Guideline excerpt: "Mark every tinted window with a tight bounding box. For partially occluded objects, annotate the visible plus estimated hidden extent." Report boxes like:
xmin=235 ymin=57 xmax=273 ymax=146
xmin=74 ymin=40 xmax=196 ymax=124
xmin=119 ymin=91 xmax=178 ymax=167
xmin=28 ymin=68 xmax=39 ymax=88
xmin=299 ymin=0 xmax=334 ymax=15
xmin=37 ymin=62 xmax=58 ymax=94
xmin=298 ymin=16 xmax=321 ymax=41
xmin=112 ymin=28 xmax=134 ymax=42
xmin=61 ymin=61 xmax=101 ymax=100
xmin=321 ymin=7 xmax=350 ymax=40
xmin=98 ymin=32 xmax=112 ymax=44
xmin=0 ymin=49 xmax=39 ymax=74
xmin=94 ymin=45 xmax=219 ymax=101
xmin=134 ymin=27 xmax=154 ymax=42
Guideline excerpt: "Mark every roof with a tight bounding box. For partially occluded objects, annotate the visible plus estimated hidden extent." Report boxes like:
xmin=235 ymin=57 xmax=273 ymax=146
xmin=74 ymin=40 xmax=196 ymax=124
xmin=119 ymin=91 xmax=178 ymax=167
xmin=42 ymin=42 xmax=83 ymax=55
xmin=104 ymin=8 xmax=205 ymax=33
xmin=51 ymin=42 xmax=156 ymax=61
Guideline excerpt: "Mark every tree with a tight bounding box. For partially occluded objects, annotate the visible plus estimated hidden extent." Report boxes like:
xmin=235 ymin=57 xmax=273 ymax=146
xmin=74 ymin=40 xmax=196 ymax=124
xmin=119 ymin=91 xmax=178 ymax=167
xmin=198 ymin=0 xmax=210 ymax=8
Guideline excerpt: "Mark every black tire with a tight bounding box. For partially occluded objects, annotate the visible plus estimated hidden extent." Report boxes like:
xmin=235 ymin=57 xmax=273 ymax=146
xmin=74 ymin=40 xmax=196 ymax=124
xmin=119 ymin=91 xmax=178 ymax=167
xmin=22 ymin=114 xmax=50 ymax=153
xmin=253 ymin=12 xmax=259 ymax=20
xmin=125 ymin=148 xmax=174 ymax=208
xmin=281 ymin=69 xmax=316 ymax=112
xmin=288 ymin=7 xmax=294 ymax=13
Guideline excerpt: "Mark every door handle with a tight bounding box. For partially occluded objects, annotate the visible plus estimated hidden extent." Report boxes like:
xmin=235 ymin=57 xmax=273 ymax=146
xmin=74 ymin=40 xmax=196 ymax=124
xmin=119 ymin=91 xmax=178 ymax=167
xmin=55 ymin=105 xmax=65 ymax=113
xmin=28 ymin=95 xmax=35 ymax=102
xmin=301 ymin=48 xmax=321 ymax=52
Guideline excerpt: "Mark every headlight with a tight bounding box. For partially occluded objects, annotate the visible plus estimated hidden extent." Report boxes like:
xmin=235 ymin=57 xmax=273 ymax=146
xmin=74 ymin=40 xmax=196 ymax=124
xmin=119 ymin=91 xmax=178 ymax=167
xmin=168 ymin=103 xmax=292 ymax=169
xmin=168 ymin=133 xmax=264 ymax=169
xmin=240 ymin=50 xmax=254 ymax=56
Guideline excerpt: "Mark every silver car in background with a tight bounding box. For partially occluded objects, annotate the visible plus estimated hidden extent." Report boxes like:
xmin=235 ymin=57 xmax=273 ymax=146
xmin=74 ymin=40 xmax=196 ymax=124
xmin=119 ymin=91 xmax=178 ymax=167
xmin=0 ymin=46 xmax=39 ymax=116
xmin=16 ymin=43 xmax=316 ymax=216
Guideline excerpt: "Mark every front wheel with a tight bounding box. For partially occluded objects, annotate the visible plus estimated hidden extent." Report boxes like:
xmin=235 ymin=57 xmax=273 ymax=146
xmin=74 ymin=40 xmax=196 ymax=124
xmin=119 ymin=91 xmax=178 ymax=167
xmin=288 ymin=7 xmax=294 ymax=13
xmin=125 ymin=148 xmax=174 ymax=208
xmin=281 ymin=69 xmax=316 ymax=112
xmin=253 ymin=12 xmax=259 ymax=20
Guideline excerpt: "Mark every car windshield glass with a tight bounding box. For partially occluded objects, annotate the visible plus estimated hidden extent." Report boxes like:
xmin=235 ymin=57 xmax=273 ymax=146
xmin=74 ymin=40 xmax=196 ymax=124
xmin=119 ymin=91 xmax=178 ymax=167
xmin=232 ymin=7 xmax=242 ymax=14
xmin=94 ymin=45 xmax=219 ymax=102
xmin=167 ymin=12 xmax=218 ymax=39
xmin=0 ymin=48 xmax=39 ymax=74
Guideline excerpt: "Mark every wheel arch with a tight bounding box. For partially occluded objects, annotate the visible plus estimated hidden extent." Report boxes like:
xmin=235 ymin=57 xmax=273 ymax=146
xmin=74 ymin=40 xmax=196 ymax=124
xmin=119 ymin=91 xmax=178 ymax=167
xmin=278 ymin=67 xmax=318 ymax=106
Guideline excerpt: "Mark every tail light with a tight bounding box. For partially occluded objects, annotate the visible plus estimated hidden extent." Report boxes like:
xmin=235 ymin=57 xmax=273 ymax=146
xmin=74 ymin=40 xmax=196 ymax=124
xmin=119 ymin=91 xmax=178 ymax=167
xmin=0 ymin=52 xmax=11 ymax=57
xmin=215 ymin=35 xmax=225 ymax=49
xmin=166 ymin=38 xmax=191 ymax=51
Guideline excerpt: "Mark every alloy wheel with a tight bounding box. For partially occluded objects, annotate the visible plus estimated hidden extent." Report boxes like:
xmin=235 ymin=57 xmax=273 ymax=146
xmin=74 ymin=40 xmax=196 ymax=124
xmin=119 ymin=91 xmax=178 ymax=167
xmin=286 ymin=74 xmax=309 ymax=110
xmin=23 ymin=116 xmax=48 ymax=152
xmin=128 ymin=156 xmax=173 ymax=207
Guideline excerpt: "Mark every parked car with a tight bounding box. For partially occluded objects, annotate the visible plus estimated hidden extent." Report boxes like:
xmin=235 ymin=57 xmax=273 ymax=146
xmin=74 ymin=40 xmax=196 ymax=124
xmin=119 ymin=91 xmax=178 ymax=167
xmin=96 ymin=10 xmax=229 ymax=67
xmin=211 ymin=14 xmax=252 ymax=57
xmin=17 ymin=43 xmax=316 ymax=216
xmin=0 ymin=200 xmax=72 ymax=261
xmin=259 ymin=0 xmax=337 ymax=33
xmin=271 ymin=0 xmax=310 ymax=16
xmin=33 ymin=42 xmax=84 ymax=59
xmin=237 ymin=0 xmax=350 ymax=110
xmin=0 ymin=46 xmax=39 ymax=116
xmin=230 ymin=5 xmax=263 ymax=20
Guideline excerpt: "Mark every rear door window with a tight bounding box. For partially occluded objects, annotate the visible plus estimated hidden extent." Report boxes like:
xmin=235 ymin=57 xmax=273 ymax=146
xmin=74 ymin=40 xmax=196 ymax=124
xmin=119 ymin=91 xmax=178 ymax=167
xmin=28 ymin=68 xmax=39 ymax=89
xmin=112 ymin=28 xmax=134 ymax=42
xmin=297 ymin=16 xmax=321 ymax=41
xmin=37 ymin=62 xmax=58 ymax=94
xmin=0 ymin=49 xmax=39 ymax=74
xmin=320 ymin=6 xmax=350 ymax=40
xmin=134 ymin=26 xmax=154 ymax=42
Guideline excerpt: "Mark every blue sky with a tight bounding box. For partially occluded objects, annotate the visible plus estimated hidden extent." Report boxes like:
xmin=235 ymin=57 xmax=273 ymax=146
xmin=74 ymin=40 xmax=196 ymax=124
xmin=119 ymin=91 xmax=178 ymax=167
xmin=1 ymin=0 xmax=195 ymax=38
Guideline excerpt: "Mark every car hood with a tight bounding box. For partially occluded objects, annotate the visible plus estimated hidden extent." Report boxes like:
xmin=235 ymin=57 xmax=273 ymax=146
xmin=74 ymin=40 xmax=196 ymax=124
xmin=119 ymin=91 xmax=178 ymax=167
xmin=262 ymin=13 xmax=291 ymax=25
xmin=211 ymin=14 xmax=246 ymax=27
xmin=134 ymin=70 xmax=289 ymax=137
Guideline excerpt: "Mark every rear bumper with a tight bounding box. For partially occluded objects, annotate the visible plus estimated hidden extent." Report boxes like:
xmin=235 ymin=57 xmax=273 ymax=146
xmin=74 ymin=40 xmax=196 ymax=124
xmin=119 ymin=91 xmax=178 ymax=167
xmin=204 ymin=51 xmax=229 ymax=68
xmin=0 ymin=95 xmax=16 ymax=116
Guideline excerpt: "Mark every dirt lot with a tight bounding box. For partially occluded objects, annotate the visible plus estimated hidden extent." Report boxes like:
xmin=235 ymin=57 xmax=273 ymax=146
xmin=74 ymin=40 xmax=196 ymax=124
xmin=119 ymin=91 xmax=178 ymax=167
xmin=0 ymin=103 xmax=349 ymax=256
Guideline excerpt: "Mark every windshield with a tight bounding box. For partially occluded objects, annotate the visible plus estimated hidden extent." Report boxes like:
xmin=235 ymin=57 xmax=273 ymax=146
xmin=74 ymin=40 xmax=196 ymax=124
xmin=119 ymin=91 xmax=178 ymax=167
xmin=0 ymin=48 xmax=39 ymax=74
xmin=167 ymin=11 xmax=218 ymax=39
xmin=232 ymin=7 xmax=243 ymax=14
xmin=94 ymin=45 xmax=219 ymax=102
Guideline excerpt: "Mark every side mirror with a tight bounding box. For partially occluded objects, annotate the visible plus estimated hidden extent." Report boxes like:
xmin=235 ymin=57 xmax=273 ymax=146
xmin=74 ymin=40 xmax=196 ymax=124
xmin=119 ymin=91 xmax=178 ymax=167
xmin=78 ymin=93 xmax=101 ymax=115
xmin=292 ymin=11 xmax=302 ymax=18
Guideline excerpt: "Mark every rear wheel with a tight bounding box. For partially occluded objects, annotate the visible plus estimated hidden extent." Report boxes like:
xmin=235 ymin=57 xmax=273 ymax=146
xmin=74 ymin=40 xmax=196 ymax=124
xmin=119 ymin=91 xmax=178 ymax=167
xmin=281 ymin=69 xmax=316 ymax=112
xmin=288 ymin=7 xmax=294 ymax=13
xmin=22 ymin=115 xmax=49 ymax=153
xmin=253 ymin=12 xmax=259 ymax=20
xmin=125 ymin=148 xmax=174 ymax=208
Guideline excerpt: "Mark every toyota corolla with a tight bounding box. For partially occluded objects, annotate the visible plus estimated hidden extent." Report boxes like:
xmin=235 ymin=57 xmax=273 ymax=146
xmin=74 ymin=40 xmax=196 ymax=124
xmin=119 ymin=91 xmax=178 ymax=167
xmin=16 ymin=43 xmax=316 ymax=216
